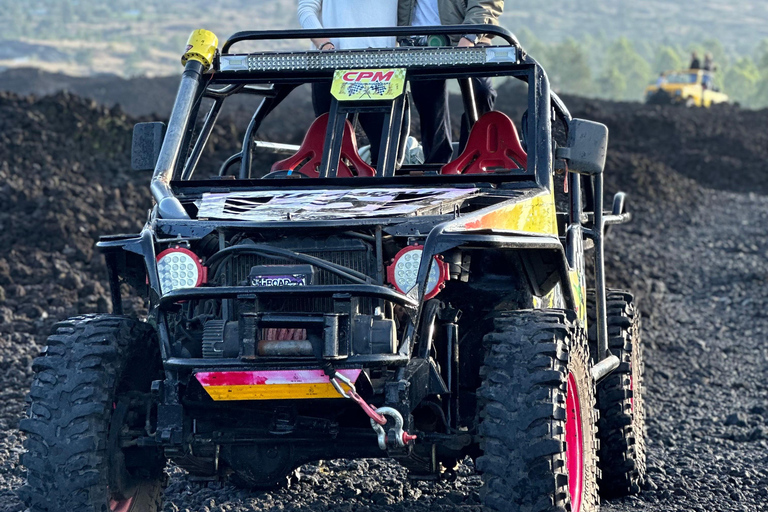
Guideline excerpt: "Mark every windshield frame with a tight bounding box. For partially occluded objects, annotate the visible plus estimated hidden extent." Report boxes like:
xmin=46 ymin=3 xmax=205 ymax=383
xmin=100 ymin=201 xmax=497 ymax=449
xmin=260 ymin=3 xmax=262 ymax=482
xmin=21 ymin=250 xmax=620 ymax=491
xmin=178 ymin=65 xmax=539 ymax=183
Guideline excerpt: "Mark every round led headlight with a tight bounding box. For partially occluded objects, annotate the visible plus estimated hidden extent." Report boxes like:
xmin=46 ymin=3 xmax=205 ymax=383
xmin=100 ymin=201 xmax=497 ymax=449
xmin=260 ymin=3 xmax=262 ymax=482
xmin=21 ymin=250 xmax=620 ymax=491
xmin=386 ymin=245 xmax=448 ymax=299
xmin=156 ymin=248 xmax=207 ymax=295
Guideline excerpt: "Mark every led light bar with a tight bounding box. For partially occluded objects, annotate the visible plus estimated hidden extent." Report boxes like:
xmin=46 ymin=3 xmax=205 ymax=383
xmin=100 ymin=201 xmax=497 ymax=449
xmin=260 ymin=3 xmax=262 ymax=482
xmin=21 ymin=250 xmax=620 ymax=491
xmin=219 ymin=46 xmax=518 ymax=73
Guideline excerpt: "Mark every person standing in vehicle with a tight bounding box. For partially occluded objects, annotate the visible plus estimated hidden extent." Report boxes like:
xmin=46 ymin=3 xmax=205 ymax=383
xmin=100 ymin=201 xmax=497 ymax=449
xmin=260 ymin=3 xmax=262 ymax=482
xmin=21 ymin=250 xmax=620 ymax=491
xmin=298 ymin=0 xmax=398 ymax=163
xmin=690 ymin=51 xmax=701 ymax=70
xmin=702 ymin=53 xmax=716 ymax=90
xmin=398 ymin=0 xmax=504 ymax=163
xmin=703 ymin=52 xmax=715 ymax=71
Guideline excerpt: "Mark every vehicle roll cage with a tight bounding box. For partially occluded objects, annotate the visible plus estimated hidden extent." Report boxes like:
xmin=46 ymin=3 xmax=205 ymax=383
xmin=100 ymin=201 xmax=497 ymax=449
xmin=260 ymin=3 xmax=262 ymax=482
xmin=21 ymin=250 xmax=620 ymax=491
xmin=222 ymin=24 xmax=522 ymax=53
xmin=153 ymin=25 xmax=571 ymax=220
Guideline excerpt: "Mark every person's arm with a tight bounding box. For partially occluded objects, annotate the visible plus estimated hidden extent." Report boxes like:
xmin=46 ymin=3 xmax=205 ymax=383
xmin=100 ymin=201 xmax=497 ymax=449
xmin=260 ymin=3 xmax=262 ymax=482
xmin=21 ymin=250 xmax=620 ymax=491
xmin=297 ymin=0 xmax=334 ymax=50
xmin=463 ymin=0 xmax=504 ymax=26
xmin=461 ymin=0 xmax=504 ymax=46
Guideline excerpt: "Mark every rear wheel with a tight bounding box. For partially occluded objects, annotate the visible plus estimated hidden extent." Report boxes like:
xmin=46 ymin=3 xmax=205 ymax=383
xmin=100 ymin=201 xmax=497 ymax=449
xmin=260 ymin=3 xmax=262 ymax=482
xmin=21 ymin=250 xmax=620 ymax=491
xmin=477 ymin=310 xmax=598 ymax=512
xmin=19 ymin=315 xmax=166 ymax=512
xmin=587 ymin=290 xmax=646 ymax=498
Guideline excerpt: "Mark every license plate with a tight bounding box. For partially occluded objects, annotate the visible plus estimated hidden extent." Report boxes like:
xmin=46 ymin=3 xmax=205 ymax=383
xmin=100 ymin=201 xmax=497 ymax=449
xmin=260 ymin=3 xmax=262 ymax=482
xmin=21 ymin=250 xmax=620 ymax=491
xmin=249 ymin=264 xmax=314 ymax=287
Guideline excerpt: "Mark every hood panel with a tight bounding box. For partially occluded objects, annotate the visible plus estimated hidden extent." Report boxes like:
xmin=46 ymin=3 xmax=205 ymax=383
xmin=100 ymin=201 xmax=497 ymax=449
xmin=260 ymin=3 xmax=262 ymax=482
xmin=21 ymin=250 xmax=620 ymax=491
xmin=196 ymin=188 xmax=478 ymax=221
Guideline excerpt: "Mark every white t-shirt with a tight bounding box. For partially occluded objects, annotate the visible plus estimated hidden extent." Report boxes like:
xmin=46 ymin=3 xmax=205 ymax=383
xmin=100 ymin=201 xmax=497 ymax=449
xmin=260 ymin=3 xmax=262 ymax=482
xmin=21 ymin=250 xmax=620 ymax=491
xmin=412 ymin=0 xmax=441 ymax=27
xmin=297 ymin=0 xmax=397 ymax=50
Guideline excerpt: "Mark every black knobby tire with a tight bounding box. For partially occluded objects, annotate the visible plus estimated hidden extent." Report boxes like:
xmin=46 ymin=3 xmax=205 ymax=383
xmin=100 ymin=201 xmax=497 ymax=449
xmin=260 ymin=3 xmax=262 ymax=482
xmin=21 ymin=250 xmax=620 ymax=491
xmin=587 ymin=290 xmax=646 ymax=498
xmin=477 ymin=310 xmax=599 ymax=512
xmin=19 ymin=315 xmax=166 ymax=512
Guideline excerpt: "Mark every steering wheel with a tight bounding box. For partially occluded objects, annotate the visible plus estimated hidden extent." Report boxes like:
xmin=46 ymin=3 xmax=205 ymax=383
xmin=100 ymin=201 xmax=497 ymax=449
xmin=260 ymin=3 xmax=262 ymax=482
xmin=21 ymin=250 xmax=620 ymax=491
xmin=261 ymin=170 xmax=309 ymax=179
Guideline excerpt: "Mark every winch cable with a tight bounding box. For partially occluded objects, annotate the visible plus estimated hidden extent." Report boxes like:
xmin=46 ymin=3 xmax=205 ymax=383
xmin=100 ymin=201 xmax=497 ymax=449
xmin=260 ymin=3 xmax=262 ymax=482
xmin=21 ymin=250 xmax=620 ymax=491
xmin=206 ymin=244 xmax=371 ymax=284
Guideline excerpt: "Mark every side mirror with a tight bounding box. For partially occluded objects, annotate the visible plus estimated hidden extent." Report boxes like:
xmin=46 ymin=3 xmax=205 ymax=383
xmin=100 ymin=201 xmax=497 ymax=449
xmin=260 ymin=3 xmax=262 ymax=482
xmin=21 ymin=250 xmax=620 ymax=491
xmin=131 ymin=122 xmax=166 ymax=171
xmin=556 ymin=119 xmax=608 ymax=175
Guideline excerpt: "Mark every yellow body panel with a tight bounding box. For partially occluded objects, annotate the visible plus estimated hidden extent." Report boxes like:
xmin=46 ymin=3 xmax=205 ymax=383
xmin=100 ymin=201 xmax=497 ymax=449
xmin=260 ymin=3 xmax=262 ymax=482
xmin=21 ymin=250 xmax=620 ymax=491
xmin=569 ymin=270 xmax=587 ymax=324
xmin=182 ymin=29 xmax=219 ymax=70
xmin=448 ymin=190 xmax=557 ymax=235
xmin=203 ymin=383 xmax=346 ymax=401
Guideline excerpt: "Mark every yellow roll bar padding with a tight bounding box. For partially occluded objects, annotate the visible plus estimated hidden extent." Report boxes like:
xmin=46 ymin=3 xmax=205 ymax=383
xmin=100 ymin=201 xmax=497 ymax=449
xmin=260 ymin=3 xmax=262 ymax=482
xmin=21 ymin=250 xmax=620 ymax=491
xmin=182 ymin=29 xmax=219 ymax=70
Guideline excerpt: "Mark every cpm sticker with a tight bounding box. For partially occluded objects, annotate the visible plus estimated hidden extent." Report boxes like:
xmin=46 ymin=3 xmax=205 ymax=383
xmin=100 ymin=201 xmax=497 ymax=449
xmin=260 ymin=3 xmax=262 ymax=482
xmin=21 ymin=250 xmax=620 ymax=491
xmin=331 ymin=68 xmax=406 ymax=101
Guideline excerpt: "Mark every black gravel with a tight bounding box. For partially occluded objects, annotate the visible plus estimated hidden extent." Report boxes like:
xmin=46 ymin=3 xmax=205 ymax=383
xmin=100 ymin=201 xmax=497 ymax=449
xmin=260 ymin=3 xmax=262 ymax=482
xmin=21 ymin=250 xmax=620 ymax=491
xmin=0 ymin=78 xmax=767 ymax=511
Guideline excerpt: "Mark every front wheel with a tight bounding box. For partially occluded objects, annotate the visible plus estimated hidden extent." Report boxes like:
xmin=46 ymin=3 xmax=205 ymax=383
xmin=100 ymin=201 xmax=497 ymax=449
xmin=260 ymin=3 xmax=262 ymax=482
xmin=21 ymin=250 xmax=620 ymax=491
xmin=19 ymin=315 xmax=166 ymax=512
xmin=477 ymin=310 xmax=599 ymax=512
xmin=587 ymin=290 xmax=646 ymax=498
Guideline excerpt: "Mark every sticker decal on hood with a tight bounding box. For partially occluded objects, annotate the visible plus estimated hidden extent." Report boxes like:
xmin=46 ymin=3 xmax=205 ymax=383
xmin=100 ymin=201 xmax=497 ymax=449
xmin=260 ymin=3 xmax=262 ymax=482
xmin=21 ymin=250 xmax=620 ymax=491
xmin=196 ymin=188 xmax=478 ymax=221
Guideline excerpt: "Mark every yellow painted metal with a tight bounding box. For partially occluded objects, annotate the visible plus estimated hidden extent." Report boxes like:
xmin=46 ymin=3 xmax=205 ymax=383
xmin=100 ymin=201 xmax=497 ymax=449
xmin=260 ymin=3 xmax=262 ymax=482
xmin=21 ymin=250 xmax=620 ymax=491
xmin=202 ymin=383 xmax=347 ymax=401
xmin=448 ymin=190 xmax=557 ymax=235
xmin=182 ymin=29 xmax=219 ymax=70
xmin=331 ymin=68 xmax=406 ymax=101
xmin=569 ymin=270 xmax=587 ymax=324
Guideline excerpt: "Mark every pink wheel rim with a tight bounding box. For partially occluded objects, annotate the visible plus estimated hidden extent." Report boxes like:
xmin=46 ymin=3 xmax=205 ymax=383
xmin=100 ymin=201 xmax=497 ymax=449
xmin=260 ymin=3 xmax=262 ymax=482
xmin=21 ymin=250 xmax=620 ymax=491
xmin=109 ymin=497 xmax=134 ymax=512
xmin=565 ymin=372 xmax=584 ymax=512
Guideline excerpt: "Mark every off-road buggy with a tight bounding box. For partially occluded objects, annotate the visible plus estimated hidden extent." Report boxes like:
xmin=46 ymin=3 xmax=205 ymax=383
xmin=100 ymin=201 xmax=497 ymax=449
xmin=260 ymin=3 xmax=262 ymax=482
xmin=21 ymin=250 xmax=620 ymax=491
xmin=20 ymin=25 xmax=646 ymax=512
xmin=645 ymin=69 xmax=728 ymax=107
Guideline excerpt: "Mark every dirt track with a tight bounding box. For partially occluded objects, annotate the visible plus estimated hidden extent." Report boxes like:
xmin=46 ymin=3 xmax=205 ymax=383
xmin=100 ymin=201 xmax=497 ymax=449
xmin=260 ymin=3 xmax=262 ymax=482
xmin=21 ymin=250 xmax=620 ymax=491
xmin=0 ymin=73 xmax=767 ymax=511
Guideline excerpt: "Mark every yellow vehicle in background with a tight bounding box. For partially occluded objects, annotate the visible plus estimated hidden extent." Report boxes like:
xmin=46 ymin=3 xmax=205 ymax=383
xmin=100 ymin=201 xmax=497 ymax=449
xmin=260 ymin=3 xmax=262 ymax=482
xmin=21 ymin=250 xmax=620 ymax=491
xmin=645 ymin=69 xmax=729 ymax=107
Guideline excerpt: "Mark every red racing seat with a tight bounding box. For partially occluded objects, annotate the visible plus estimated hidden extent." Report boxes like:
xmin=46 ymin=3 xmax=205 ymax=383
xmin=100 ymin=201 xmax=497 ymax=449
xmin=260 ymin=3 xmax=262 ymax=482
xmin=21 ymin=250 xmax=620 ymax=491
xmin=440 ymin=111 xmax=528 ymax=175
xmin=271 ymin=113 xmax=375 ymax=178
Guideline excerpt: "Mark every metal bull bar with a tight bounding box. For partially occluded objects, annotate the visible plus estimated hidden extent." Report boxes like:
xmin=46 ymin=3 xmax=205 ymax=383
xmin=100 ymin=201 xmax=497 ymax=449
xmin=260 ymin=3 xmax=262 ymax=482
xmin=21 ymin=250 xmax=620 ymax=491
xmin=151 ymin=25 xmax=523 ymax=218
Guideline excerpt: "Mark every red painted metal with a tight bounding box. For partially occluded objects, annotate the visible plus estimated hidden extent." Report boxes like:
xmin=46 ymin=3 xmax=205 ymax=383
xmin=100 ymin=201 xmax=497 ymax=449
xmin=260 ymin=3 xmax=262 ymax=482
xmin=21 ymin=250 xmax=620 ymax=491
xmin=109 ymin=497 xmax=134 ymax=512
xmin=565 ymin=372 xmax=585 ymax=512
xmin=196 ymin=369 xmax=361 ymax=387
xmin=271 ymin=113 xmax=375 ymax=178
xmin=440 ymin=111 xmax=528 ymax=175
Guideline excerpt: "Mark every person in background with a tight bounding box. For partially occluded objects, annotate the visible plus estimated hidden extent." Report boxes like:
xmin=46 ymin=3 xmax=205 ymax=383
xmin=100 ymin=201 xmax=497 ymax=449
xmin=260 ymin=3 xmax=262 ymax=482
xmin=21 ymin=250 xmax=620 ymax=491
xmin=398 ymin=0 xmax=504 ymax=163
xmin=702 ymin=53 xmax=716 ymax=90
xmin=703 ymin=52 xmax=715 ymax=71
xmin=690 ymin=51 xmax=701 ymax=70
xmin=656 ymin=73 xmax=667 ymax=87
xmin=298 ymin=0 xmax=398 ymax=163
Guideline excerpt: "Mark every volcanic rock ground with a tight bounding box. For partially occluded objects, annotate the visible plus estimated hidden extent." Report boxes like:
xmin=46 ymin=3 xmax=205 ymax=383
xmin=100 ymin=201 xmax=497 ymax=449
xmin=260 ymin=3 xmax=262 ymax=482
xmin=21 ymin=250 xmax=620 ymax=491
xmin=0 ymin=72 xmax=767 ymax=511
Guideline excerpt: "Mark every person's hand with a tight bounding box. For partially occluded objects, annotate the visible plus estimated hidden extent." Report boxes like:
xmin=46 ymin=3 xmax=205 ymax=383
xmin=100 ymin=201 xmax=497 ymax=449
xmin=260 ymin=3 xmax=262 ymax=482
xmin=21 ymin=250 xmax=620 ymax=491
xmin=458 ymin=37 xmax=475 ymax=47
xmin=312 ymin=37 xmax=335 ymax=50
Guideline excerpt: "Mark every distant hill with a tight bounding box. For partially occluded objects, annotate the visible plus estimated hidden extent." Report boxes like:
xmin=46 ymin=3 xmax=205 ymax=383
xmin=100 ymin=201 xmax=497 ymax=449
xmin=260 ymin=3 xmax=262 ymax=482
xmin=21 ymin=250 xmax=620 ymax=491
xmin=0 ymin=0 xmax=765 ymax=76
xmin=503 ymin=0 xmax=768 ymax=55
xmin=1 ymin=0 xmax=766 ymax=106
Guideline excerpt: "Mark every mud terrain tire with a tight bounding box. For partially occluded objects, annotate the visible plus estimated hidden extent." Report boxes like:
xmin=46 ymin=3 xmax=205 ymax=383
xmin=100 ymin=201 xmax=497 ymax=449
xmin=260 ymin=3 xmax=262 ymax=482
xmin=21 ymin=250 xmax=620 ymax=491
xmin=477 ymin=310 xmax=599 ymax=512
xmin=19 ymin=315 xmax=166 ymax=512
xmin=587 ymin=290 xmax=646 ymax=498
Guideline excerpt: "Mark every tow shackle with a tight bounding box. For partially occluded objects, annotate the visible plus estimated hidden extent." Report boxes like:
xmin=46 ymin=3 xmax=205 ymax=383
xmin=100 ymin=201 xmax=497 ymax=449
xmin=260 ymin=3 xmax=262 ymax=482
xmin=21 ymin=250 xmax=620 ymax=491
xmin=370 ymin=407 xmax=418 ymax=450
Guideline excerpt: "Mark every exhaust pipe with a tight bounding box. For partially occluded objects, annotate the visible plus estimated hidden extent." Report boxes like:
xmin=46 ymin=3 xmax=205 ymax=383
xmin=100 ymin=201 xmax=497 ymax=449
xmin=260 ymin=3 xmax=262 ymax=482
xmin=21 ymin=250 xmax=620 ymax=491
xmin=151 ymin=30 xmax=218 ymax=219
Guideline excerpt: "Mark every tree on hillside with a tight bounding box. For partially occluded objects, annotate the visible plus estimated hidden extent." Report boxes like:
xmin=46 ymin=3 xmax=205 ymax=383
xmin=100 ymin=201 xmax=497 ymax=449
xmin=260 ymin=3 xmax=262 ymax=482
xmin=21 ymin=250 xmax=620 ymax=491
xmin=598 ymin=65 xmax=627 ymax=100
xmin=724 ymin=57 xmax=760 ymax=107
xmin=545 ymin=39 xmax=594 ymax=96
xmin=752 ymin=41 xmax=768 ymax=109
xmin=601 ymin=38 xmax=653 ymax=101
xmin=756 ymin=39 xmax=768 ymax=71
xmin=516 ymin=28 xmax=549 ymax=63
xmin=653 ymin=45 xmax=683 ymax=74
